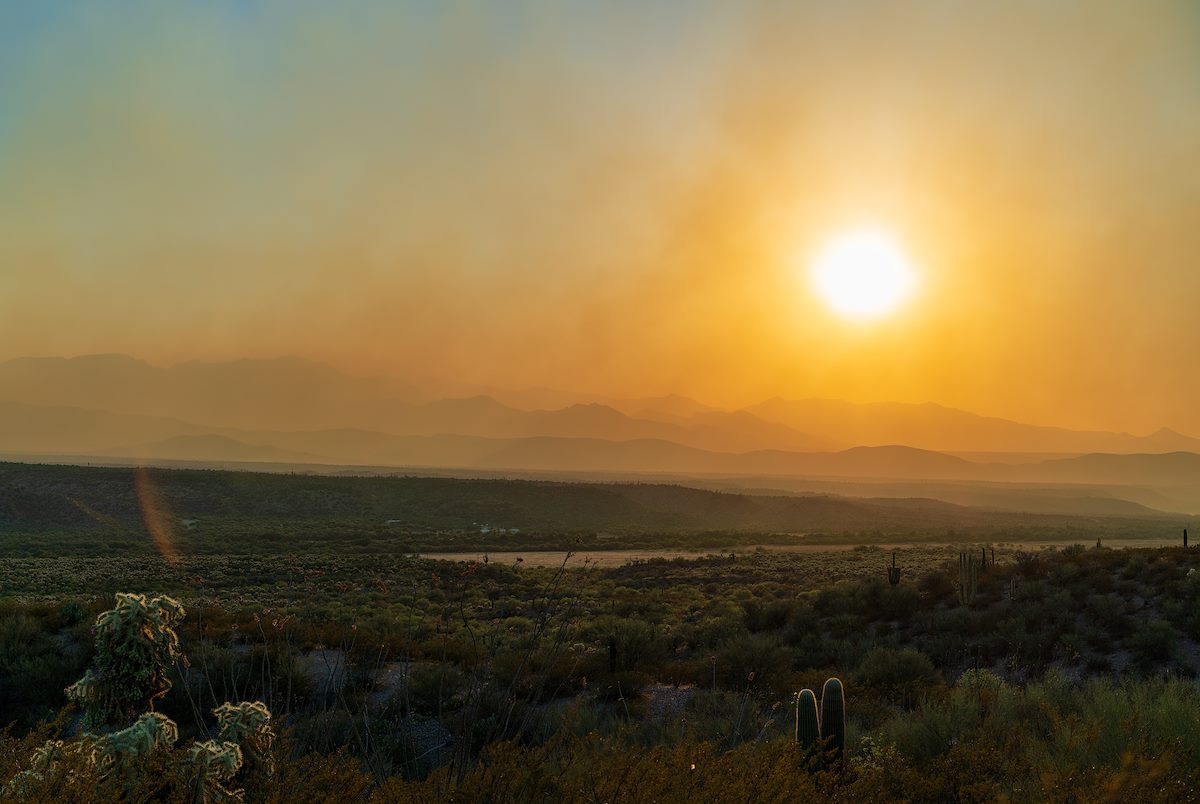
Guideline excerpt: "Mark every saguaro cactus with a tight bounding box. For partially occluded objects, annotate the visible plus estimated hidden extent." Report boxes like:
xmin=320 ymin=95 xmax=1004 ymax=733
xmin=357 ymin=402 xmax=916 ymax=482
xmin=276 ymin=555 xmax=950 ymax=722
xmin=820 ymin=678 xmax=846 ymax=766
xmin=795 ymin=689 xmax=821 ymax=750
xmin=957 ymin=553 xmax=978 ymax=606
xmin=795 ymin=679 xmax=847 ymax=768
xmin=887 ymin=553 xmax=901 ymax=586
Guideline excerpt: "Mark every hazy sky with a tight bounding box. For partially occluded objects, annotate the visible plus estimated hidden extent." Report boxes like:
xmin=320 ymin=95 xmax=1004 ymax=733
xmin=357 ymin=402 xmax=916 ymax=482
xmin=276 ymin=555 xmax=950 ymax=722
xmin=2 ymin=1 xmax=1198 ymax=433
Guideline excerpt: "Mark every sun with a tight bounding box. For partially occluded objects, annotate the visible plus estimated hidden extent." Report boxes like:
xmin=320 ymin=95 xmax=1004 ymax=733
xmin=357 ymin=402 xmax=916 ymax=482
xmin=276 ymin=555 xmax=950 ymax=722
xmin=810 ymin=227 xmax=917 ymax=320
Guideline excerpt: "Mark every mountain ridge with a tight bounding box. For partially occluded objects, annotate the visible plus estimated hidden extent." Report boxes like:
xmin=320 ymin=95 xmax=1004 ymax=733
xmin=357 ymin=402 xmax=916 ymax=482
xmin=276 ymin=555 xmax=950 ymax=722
xmin=2 ymin=354 xmax=1197 ymax=458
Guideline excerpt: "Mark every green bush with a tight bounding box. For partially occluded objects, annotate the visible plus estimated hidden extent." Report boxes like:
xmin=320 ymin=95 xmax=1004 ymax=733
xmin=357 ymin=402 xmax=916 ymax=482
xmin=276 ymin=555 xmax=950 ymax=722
xmin=854 ymin=648 xmax=942 ymax=709
xmin=1128 ymin=619 xmax=1179 ymax=666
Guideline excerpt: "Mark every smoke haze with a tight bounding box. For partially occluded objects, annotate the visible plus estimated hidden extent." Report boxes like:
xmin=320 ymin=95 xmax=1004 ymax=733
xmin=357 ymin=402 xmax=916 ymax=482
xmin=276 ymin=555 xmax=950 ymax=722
xmin=2 ymin=1 xmax=1198 ymax=432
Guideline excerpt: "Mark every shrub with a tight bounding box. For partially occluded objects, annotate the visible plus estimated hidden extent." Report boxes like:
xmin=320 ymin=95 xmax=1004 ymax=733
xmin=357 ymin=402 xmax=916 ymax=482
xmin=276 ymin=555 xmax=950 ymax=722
xmin=1128 ymin=620 xmax=1178 ymax=667
xmin=58 ymin=601 xmax=87 ymax=626
xmin=854 ymin=648 xmax=942 ymax=709
xmin=714 ymin=633 xmax=792 ymax=691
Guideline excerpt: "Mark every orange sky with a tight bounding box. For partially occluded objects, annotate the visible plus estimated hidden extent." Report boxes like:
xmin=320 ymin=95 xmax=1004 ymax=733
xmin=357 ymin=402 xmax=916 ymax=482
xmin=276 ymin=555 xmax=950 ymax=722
xmin=1 ymin=2 xmax=1198 ymax=433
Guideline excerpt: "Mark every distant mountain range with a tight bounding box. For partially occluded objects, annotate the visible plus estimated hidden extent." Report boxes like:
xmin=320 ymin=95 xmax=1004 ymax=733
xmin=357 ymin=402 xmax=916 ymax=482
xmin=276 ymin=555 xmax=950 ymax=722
xmin=3 ymin=354 xmax=1200 ymax=516
xmin=745 ymin=398 xmax=1200 ymax=455
xmin=3 ymin=354 xmax=1197 ymax=454
xmin=0 ymin=354 xmax=423 ymax=431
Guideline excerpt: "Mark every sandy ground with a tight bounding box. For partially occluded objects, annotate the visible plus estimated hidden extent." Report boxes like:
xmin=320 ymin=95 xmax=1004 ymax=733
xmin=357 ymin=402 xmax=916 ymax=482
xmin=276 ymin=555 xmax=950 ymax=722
xmin=418 ymin=538 xmax=1186 ymax=568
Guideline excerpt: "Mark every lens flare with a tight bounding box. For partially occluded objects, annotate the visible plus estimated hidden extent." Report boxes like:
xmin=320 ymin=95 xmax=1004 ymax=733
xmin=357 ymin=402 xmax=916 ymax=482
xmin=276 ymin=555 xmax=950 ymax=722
xmin=134 ymin=466 xmax=180 ymax=567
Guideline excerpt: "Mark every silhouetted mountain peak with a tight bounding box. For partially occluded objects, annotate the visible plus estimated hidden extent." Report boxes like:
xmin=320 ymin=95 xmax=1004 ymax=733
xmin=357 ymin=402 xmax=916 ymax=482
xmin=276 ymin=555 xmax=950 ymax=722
xmin=554 ymin=403 xmax=631 ymax=420
xmin=838 ymin=444 xmax=947 ymax=457
xmin=2 ymin=353 xmax=156 ymax=374
xmin=425 ymin=395 xmax=511 ymax=412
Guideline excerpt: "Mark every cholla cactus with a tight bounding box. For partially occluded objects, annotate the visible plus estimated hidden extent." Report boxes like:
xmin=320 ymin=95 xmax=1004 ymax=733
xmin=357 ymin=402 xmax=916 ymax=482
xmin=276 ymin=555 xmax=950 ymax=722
xmin=213 ymin=701 xmax=275 ymax=777
xmin=91 ymin=712 xmax=179 ymax=773
xmin=180 ymin=702 xmax=274 ymax=803
xmin=186 ymin=740 xmax=244 ymax=803
xmin=27 ymin=740 xmax=67 ymax=773
xmin=66 ymin=593 xmax=187 ymax=730
xmin=214 ymin=701 xmax=273 ymax=747
xmin=5 ymin=739 xmax=72 ymax=795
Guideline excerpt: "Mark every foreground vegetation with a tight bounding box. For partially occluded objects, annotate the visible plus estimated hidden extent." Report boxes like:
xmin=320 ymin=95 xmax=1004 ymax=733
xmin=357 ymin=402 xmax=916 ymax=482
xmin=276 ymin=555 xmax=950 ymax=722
xmin=6 ymin=676 xmax=1200 ymax=802
xmin=3 ymin=462 xmax=1199 ymax=800
xmin=4 ymin=539 xmax=1200 ymax=800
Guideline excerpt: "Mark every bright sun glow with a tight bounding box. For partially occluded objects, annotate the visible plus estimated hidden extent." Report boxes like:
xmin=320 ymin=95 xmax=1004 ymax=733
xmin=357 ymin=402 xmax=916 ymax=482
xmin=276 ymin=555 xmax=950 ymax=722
xmin=810 ymin=228 xmax=917 ymax=320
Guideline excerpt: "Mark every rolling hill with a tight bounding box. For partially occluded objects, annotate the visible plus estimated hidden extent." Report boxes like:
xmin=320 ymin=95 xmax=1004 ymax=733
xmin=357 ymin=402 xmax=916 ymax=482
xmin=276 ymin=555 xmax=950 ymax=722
xmin=98 ymin=434 xmax=327 ymax=465
xmin=0 ymin=461 xmax=1170 ymax=540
